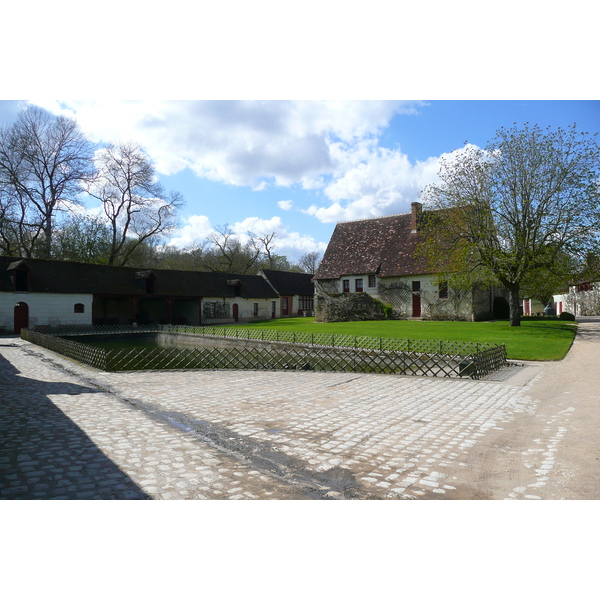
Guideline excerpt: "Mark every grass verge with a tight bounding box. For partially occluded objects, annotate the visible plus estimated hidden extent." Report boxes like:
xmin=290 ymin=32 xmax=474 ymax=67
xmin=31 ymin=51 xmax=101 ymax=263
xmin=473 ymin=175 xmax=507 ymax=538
xmin=235 ymin=318 xmax=577 ymax=361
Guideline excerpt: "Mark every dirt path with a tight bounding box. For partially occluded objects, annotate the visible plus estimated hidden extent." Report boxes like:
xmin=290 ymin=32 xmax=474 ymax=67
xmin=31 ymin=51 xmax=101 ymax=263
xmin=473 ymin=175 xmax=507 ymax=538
xmin=440 ymin=317 xmax=600 ymax=499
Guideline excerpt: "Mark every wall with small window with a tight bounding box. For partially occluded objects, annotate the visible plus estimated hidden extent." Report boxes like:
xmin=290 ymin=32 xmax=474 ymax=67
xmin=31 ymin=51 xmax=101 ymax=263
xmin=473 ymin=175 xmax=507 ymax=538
xmin=200 ymin=297 xmax=275 ymax=324
xmin=338 ymin=275 xmax=378 ymax=297
xmin=0 ymin=293 xmax=92 ymax=330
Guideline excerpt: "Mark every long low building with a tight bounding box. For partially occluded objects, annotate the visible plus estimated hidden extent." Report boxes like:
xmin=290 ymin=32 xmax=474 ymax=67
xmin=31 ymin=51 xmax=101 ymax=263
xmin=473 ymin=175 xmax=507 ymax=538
xmin=0 ymin=256 xmax=293 ymax=333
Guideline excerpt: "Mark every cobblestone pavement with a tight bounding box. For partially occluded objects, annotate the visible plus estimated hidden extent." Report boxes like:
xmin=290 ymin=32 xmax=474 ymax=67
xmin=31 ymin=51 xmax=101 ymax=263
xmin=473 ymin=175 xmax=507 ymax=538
xmin=1 ymin=326 xmax=596 ymax=500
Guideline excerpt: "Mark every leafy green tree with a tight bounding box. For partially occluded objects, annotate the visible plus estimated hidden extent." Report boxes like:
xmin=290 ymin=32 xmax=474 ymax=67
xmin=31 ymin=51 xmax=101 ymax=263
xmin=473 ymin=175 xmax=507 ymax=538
xmin=520 ymin=251 xmax=580 ymax=306
xmin=420 ymin=123 xmax=600 ymax=326
xmin=53 ymin=214 xmax=113 ymax=264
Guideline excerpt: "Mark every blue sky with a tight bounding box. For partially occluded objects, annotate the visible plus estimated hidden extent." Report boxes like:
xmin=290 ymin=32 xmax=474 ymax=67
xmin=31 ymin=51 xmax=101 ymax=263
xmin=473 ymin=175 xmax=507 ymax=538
xmin=1 ymin=100 xmax=598 ymax=263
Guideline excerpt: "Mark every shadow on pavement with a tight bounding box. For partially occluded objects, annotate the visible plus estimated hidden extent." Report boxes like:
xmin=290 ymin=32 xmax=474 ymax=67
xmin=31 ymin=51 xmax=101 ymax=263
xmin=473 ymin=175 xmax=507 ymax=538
xmin=0 ymin=351 xmax=150 ymax=500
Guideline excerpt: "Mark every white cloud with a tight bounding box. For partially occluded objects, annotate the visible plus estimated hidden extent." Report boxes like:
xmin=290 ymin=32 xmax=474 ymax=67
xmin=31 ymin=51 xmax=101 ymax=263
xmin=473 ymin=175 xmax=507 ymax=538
xmin=29 ymin=100 xmax=423 ymax=189
xmin=168 ymin=215 xmax=214 ymax=248
xmin=230 ymin=216 xmax=326 ymax=258
xmin=23 ymin=99 xmax=468 ymax=229
xmin=167 ymin=213 xmax=326 ymax=262
xmin=303 ymin=144 xmax=474 ymax=223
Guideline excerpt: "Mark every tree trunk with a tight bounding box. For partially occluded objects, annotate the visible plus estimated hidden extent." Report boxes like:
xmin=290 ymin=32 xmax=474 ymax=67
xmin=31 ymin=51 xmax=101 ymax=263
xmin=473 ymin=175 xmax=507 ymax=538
xmin=42 ymin=219 xmax=53 ymax=259
xmin=508 ymin=282 xmax=521 ymax=327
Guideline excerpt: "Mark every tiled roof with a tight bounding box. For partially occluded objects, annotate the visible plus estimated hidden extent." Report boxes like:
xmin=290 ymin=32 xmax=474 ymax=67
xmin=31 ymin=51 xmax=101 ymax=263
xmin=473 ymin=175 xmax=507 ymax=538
xmin=0 ymin=256 xmax=276 ymax=299
xmin=260 ymin=269 xmax=314 ymax=296
xmin=314 ymin=211 xmax=432 ymax=280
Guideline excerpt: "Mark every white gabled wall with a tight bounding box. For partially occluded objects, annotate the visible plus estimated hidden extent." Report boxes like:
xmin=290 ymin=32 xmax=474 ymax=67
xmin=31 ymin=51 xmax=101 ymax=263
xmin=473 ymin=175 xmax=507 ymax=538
xmin=0 ymin=292 xmax=93 ymax=330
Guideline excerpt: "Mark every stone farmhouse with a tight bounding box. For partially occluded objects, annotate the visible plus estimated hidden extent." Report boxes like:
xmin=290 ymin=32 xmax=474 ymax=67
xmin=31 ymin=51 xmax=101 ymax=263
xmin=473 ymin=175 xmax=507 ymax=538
xmin=313 ymin=202 xmax=506 ymax=321
xmin=0 ymin=256 xmax=309 ymax=334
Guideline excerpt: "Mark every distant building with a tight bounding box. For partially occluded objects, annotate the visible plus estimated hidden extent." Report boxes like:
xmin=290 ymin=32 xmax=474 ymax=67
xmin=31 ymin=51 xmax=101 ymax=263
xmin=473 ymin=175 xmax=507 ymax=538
xmin=259 ymin=268 xmax=315 ymax=317
xmin=0 ymin=256 xmax=284 ymax=333
xmin=552 ymin=270 xmax=600 ymax=317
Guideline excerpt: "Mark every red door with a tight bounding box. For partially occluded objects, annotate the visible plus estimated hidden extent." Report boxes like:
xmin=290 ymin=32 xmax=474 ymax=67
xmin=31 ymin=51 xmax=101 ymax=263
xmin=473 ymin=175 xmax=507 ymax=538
xmin=281 ymin=296 xmax=290 ymax=316
xmin=14 ymin=302 xmax=29 ymax=333
xmin=412 ymin=281 xmax=421 ymax=318
xmin=233 ymin=303 xmax=239 ymax=322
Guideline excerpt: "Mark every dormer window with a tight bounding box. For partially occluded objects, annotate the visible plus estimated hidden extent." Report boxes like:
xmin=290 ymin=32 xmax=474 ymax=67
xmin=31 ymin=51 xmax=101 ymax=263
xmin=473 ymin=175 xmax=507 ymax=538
xmin=7 ymin=260 xmax=30 ymax=292
xmin=136 ymin=270 xmax=156 ymax=294
xmin=15 ymin=269 xmax=29 ymax=291
xmin=227 ymin=279 xmax=242 ymax=297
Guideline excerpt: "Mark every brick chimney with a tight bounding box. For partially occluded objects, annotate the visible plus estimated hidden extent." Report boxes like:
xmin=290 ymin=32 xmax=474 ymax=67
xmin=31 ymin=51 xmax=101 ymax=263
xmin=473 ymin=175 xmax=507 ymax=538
xmin=411 ymin=202 xmax=422 ymax=233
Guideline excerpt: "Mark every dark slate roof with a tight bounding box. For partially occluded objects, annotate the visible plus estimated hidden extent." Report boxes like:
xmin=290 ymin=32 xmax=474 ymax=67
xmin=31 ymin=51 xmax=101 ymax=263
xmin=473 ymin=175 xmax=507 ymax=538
xmin=0 ymin=256 xmax=276 ymax=299
xmin=314 ymin=212 xmax=433 ymax=280
xmin=260 ymin=269 xmax=315 ymax=296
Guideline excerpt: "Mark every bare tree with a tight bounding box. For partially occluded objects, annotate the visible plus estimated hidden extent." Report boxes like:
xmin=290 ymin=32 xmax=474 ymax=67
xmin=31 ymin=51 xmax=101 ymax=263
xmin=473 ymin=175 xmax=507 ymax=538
xmin=297 ymin=251 xmax=321 ymax=274
xmin=204 ymin=225 xmax=262 ymax=273
xmin=256 ymin=231 xmax=277 ymax=268
xmin=0 ymin=106 xmax=95 ymax=258
xmin=87 ymin=142 xmax=183 ymax=266
xmin=0 ymin=187 xmax=34 ymax=255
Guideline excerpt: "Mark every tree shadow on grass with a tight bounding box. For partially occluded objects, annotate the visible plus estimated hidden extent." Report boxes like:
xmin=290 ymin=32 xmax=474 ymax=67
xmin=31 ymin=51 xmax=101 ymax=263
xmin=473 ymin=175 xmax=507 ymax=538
xmin=0 ymin=351 xmax=150 ymax=500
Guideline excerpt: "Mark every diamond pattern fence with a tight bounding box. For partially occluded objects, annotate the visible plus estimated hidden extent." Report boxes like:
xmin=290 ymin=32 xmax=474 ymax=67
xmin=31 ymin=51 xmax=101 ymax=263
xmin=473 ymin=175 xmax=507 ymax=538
xmin=23 ymin=324 xmax=507 ymax=379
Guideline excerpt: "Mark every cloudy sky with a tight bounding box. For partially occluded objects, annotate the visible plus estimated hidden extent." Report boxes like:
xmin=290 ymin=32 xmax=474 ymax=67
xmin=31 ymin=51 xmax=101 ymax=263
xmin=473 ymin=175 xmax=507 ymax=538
xmin=1 ymin=99 xmax=598 ymax=262
xmin=1 ymin=3 xmax=597 ymax=264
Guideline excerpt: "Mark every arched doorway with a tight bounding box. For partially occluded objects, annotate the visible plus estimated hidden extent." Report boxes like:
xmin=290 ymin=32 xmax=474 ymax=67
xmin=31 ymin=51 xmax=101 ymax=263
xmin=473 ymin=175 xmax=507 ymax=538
xmin=14 ymin=302 xmax=29 ymax=333
xmin=233 ymin=303 xmax=239 ymax=322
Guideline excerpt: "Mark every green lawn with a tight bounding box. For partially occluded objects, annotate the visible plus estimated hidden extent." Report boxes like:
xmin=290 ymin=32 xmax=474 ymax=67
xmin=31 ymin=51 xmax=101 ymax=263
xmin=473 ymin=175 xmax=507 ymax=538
xmin=235 ymin=317 xmax=577 ymax=361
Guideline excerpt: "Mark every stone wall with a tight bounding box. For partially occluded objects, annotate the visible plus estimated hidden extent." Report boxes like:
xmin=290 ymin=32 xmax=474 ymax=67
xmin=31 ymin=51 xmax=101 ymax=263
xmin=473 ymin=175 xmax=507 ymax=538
xmin=0 ymin=292 xmax=93 ymax=331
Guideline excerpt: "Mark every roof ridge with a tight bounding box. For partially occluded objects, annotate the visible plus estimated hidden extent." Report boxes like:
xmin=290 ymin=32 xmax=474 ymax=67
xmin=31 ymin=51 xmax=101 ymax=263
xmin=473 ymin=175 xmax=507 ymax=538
xmin=336 ymin=211 xmax=411 ymax=225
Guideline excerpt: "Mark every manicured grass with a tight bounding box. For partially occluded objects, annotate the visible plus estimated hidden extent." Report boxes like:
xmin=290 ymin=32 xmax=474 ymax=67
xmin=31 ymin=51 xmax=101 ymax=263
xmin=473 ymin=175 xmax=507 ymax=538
xmin=235 ymin=318 xmax=578 ymax=361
